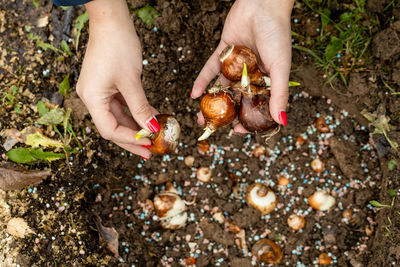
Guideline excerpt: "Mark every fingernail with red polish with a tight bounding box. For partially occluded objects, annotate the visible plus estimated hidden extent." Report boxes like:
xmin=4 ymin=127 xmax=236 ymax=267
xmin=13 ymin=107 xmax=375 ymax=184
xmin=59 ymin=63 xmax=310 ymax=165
xmin=141 ymin=145 xmax=152 ymax=148
xmin=190 ymin=91 xmax=194 ymax=98
xmin=141 ymin=156 xmax=149 ymax=161
xmin=279 ymin=110 xmax=287 ymax=126
xmin=146 ymin=116 xmax=160 ymax=133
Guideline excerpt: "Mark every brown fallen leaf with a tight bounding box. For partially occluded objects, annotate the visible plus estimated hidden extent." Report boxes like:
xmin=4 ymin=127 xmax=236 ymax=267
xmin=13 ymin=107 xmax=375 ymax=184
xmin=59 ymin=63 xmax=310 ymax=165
xmin=1 ymin=127 xmax=43 ymax=151
xmin=94 ymin=215 xmax=119 ymax=258
xmin=2 ymin=128 xmax=23 ymax=151
xmin=7 ymin=217 xmax=35 ymax=238
xmin=37 ymin=15 xmax=49 ymax=28
xmin=0 ymin=163 xmax=51 ymax=190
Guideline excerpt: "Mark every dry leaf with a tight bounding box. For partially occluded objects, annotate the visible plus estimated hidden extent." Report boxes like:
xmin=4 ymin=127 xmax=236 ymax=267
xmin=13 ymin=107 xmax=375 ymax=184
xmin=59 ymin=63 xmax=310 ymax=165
xmin=0 ymin=163 xmax=51 ymax=190
xmin=2 ymin=128 xmax=23 ymax=151
xmin=37 ymin=15 xmax=49 ymax=28
xmin=20 ymin=126 xmax=41 ymax=142
xmin=25 ymin=132 xmax=63 ymax=148
xmin=94 ymin=215 xmax=119 ymax=258
xmin=235 ymin=229 xmax=248 ymax=254
xmin=7 ymin=217 xmax=35 ymax=238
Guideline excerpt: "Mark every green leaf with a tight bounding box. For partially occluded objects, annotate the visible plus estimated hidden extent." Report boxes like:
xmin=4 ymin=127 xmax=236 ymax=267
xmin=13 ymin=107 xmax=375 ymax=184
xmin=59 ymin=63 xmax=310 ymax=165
xmin=64 ymin=146 xmax=79 ymax=154
xmin=6 ymin=147 xmax=65 ymax=164
xmin=292 ymin=45 xmax=324 ymax=64
xmin=63 ymin=108 xmax=72 ymax=131
xmin=27 ymin=33 xmax=40 ymax=41
xmin=136 ymin=6 xmax=159 ymax=26
xmin=61 ymin=40 xmax=73 ymax=56
xmin=388 ymin=189 xmax=396 ymax=198
xmin=32 ymin=0 xmax=39 ymax=8
xmin=7 ymin=147 xmax=37 ymax=163
xmin=325 ymin=36 xmax=342 ymax=60
xmin=339 ymin=12 xmax=353 ymax=23
xmin=14 ymin=104 xmax=22 ymax=114
xmin=321 ymin=8 xmax=331 ymax=29
xmin=59 ymin=74 xmax=71 ymax=96
xmin=29 ymin=148 xmax=65 ymax=162
xmin=35 ymin=39 xmax=62 ymax=53
xmin=5 ymin=93 xmax=14 ymax=102
xmin=388 ymin=160 xmax=398 ymax=171
xmin=11 ymin=85 xmax=18 ymax=95
xmin=37 ymin=108 xmax=64 ymax=125
xmin=75 ymin=11 xmax=89 ymax=31
xmin=36 ymin=40 xmax=53 ymax=51
xmin=369 ymin=200 xmax=391 ymax=208
xmin=361 ymin=111 xmax=399 ymax=151
xmin=74 ymin=11 xmax=89 ymax=50
xmin=37 ymin=101 xmax=49 ymax=116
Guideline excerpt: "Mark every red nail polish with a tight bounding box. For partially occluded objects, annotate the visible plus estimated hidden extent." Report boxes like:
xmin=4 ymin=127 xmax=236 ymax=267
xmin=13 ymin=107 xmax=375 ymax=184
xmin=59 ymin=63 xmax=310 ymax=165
xmin=147 ymin=117 xmax=160 ymax=133
xmin=140 ymin=156 xmax=149 ymax=161
xmin=190 ymin=91 xmax=194 ymax=98
xmin=141 ymin=145 xmax=152 ymax=148
xmin=279 ymin=110 xmax=287 ymax=126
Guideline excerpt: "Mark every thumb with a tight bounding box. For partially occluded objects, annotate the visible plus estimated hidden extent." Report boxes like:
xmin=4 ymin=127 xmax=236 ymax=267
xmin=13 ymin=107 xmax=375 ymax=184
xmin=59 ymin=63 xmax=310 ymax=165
xmin=119 ymin=77 xmax=160 ymax=133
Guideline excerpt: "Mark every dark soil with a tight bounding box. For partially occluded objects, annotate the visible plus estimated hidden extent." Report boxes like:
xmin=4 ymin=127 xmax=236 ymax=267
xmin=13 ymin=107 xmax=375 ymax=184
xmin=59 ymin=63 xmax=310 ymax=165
xmin=0 ymin=0 xmax=399 ymax=266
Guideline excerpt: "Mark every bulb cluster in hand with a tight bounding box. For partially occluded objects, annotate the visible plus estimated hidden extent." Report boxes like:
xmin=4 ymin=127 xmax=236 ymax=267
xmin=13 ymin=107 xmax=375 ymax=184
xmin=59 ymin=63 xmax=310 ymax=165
xmin=198 ymin=44 xmax=283 ymax=141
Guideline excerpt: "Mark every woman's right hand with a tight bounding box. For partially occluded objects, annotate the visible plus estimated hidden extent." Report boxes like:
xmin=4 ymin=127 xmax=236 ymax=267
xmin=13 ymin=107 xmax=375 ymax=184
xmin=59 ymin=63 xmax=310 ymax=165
xmin=77 ymin=0 xmax=159 ymax=160
xmin=191 ymin=0 xmax=294 ymax=132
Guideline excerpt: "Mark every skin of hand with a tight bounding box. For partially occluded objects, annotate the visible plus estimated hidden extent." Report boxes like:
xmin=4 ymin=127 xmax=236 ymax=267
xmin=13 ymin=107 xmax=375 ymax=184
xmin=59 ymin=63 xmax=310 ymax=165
xmin=191 ymin=0 xmax=294 ymax=133
xmin=77 ymin=0 xmax=159 ymax=160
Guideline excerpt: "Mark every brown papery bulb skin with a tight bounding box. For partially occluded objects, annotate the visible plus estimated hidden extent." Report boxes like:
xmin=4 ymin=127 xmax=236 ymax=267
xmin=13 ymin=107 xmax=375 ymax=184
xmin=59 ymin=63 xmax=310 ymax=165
xmin=252 ymin=239 xmax=283 ymax=264
xmin=249 ymin=68 xmax=267 ymax=87
xmin=220 ymin=45 xmax=259 ymax=81
xmin=316 ymin=116 xmax=330 ymax=133
xmin=239 ymin=90 xmax=278 ymax=132
xmin=150 ymin=114 xmax=181 ymax=155
xmin=200 ymin=91 xmax=236 ymax=131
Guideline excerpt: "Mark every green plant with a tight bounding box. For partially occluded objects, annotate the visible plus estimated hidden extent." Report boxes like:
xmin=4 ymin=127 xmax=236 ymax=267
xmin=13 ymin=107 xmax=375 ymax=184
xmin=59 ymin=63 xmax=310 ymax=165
xmin=61 ymin=40 xmax=73 ymax=56
xmin=135 ymin=6 xmax=159 ymax=26
xmin=388 ymin=160 xmax=398 ymax=171
xmin=37 ymin=106 xmax=80 ymax=149
xmin=294 ymin=0 xmax=374 ymax=87
xmin=7 ymin=102 xmax=81 ymax=164
xmin=7 ymin=147 xmax=65 ymax=164
xmin=362 ymin=110 xmax=399 ymax=151
xmin=383 ymin=80 xmax=400 ymax=95
xmin=26 ymin=31 xmax=73 ymax=61
xmin=2 ymin=85 xmax=22 ymax=114
xmin=27 ymin=33 xmax=62 ymax=53
xmin=370 ymin=189 xmax=400 ymax=240
xmin=59 ymin=74 xmax=71 ymax=96
xmin=74 ymin=11 xmax=89 ymax=50
xmin=2 ymin=85 xmax=18 ymax=105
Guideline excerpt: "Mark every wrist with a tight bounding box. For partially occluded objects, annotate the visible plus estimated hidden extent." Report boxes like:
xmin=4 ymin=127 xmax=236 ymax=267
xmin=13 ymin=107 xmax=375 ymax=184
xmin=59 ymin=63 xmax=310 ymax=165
xmin=262 ymin=0 xmax=294 ymax=19
xmin=85 ymin=0 xmax=133 ymax=29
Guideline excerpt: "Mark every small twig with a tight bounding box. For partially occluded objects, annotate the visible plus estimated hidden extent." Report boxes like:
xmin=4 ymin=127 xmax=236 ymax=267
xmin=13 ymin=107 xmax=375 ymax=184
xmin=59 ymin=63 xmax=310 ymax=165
xmin=262 ymin=125 xmax=281 ymax=143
